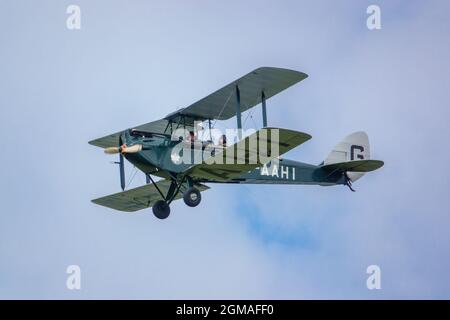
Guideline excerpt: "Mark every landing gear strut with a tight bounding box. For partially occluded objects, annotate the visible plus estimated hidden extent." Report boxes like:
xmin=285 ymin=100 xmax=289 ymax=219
xmin=146 ymin=173 xmax=183 ymax=219
xmin=183 ymin=187 xmax=201 ymax=207
xmin=146 ymin=173 xmax=202 ymax=219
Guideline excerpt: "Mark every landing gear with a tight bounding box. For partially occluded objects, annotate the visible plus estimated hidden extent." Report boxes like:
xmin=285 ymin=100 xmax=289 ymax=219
xmin=147 ymin=173 xmax=202 ymax=218
xmin=183 ymin=187 xmax=201 ymax=207
xmin=152 ymin=200 xmax=170 ymax=219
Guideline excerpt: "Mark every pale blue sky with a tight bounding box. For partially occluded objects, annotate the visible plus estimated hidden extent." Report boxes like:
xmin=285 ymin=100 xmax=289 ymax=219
xmin=1 ymin=0 xmax=450 ymax=299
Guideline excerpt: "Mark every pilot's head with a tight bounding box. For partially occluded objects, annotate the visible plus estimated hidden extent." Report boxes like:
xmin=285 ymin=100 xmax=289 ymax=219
xmin=188 ymin=131 xmax=195 ymax=142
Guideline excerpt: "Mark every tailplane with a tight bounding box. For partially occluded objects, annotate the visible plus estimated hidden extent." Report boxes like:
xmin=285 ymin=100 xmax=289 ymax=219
xmin=321 ymin=131 xmax=383 ymax=190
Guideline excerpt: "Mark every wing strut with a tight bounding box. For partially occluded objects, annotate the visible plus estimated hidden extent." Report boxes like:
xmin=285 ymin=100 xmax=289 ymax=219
xmin=235 ymin=85 xmax=242 ymax=139
xmin=261 ymin=91 xmax=267 ymax=127
xmin=235 ymin=87 xmax=268 ymax=134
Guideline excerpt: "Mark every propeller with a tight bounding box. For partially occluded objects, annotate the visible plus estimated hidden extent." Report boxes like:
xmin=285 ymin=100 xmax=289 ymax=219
xmin=103 ymin=131 xmax=144 ymax=191
xmin=119 ymin=153 xmax=125 ymax=191
xmin=104 ymin=144 xmax=142 ymax=154
xmin=119 ymin=135 xmax=125 ymax=191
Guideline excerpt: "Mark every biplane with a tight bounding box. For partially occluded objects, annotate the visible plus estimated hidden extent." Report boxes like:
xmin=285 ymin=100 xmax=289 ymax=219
xmin=89 ymin=67 xmax=383 ymax=219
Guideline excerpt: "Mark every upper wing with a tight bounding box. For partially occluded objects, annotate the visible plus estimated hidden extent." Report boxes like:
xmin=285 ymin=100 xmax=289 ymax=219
xmin=89 ymin=67 xmax=307 ymax=148
xmin=88 ymin=118 xmax=204 ymax=149
xmin=188 ymin=127 xmax=312 ymax=181
xmin=320 ymin=160 xmax=384 ymax=173
xmin=88 ymin=119 xmax=170 ymax=148
xmin=91 ymin=179 xmax=209 ymax=212
xmin=176 ymin=67 xmax=308 ymax=121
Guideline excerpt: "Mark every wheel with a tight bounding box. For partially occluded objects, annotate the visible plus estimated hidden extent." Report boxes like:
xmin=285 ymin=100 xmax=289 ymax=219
xmin=183 ymin=187 xmax=201 ymax=207
xmin=152 ymin=200 xmax=170 ymax=219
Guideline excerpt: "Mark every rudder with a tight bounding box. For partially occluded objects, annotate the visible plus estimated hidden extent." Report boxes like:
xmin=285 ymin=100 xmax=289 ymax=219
xmin=323 ymin=131 xmax=370 ymax=182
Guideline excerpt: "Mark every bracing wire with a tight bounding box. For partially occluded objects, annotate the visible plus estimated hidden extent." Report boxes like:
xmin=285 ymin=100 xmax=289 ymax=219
xmin=126 ymin=166 xmax=138 ymax=189
xmin=211 ymin=89 xmax=234 ymax=129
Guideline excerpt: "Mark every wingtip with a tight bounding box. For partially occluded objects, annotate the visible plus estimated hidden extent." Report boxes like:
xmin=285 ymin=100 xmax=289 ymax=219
xmin=255 ymin=66 xmax=308 ymax=78
xmin=374 ymin=160 xmax=385 ymax=168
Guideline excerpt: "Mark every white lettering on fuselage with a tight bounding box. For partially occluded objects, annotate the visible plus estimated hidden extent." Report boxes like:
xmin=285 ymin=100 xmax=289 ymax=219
xmin=259 ymin=163 xmax=296 ymax=180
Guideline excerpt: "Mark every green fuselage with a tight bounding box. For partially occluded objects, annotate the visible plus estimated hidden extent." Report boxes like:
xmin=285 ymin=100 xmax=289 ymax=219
xmin=124 ymin=135 xmax=345 ymax=187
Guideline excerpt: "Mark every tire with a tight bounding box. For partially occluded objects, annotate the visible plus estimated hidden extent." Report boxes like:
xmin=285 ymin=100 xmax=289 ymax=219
xmin=183 ymin=187 xmax=201 ymax=207
xmin=152 ymin=200 xmax=170 ymax=219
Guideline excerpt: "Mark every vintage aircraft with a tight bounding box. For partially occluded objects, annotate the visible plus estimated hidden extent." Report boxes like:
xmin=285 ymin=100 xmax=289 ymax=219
xmin=89 ymin=67 xmax=384 ymax=219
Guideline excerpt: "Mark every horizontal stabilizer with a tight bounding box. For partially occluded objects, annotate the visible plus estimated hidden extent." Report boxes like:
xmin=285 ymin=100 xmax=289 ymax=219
xmin=320 ymin=160 xmax=384 ymax=173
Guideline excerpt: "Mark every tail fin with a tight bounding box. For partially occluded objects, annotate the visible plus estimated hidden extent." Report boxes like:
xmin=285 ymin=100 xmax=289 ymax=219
xmin=323 ymin=131 xmax=371 ymax=182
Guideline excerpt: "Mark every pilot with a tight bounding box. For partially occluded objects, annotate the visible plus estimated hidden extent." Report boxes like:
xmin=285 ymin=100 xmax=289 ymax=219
xmin=188 ymin=131 xmax=195 ymax=143
xmin=219 ymin=134 xmax=227 ymax=147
